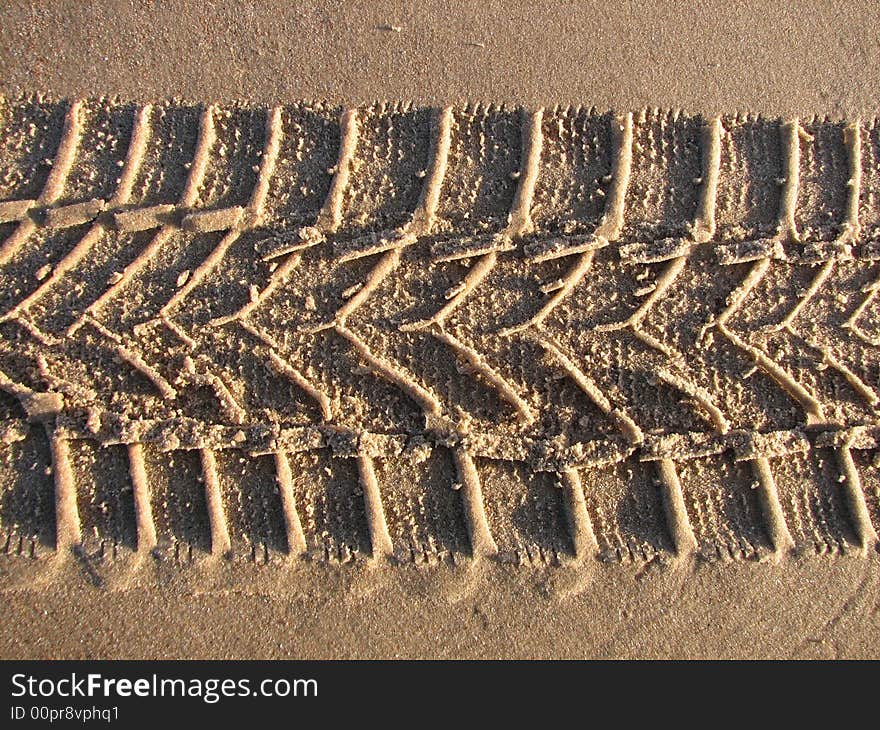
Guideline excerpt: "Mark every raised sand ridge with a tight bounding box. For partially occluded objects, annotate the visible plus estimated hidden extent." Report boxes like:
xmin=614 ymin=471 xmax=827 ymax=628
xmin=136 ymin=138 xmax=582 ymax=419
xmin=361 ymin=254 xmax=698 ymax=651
xmin=1 ymin=97 xmax=880 ymax=580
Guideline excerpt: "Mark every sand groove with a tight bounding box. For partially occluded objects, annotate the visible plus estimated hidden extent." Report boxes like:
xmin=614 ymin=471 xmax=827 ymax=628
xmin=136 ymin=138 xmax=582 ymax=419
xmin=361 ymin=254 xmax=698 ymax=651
xmin=1 ymin=97 xmax=879 ymax=574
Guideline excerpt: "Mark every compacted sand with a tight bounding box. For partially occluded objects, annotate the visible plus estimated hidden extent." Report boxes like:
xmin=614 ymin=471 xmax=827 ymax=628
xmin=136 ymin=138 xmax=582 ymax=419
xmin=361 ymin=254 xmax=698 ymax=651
xmin=1 ymin=1 xmax=879 ymax=659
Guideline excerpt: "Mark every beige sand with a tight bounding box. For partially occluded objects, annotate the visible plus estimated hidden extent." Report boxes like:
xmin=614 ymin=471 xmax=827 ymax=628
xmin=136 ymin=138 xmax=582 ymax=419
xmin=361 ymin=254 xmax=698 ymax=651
xmin=1 ymin=0 xmax=880 ymax=660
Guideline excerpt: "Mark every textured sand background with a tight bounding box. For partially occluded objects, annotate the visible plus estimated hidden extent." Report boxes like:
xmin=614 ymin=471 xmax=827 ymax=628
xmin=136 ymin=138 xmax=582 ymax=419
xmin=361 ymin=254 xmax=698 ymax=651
xmin=2 ymin=0 xmax=879 ymax=116
xmin=2 ymin=0 xmax=880 ymax=659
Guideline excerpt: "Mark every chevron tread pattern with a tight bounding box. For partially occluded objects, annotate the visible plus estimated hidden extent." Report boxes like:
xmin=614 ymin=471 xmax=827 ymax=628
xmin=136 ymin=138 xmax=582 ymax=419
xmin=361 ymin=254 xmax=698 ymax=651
xmin=1 ymin=97 xmax=879 ymax=579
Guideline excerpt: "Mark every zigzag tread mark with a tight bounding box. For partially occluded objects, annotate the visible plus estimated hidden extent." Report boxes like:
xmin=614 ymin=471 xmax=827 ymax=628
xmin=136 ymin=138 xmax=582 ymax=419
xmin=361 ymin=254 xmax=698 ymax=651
xmin=0 ymin=416 xmax=876 ymax=570
xmin=1 ymin=98 xmax=879 ymax=578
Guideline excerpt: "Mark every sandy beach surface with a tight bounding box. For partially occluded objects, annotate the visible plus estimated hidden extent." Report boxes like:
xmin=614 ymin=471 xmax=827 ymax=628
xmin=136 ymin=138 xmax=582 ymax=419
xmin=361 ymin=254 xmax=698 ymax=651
xmin=1 ymin=1 xmax=879 ymax=660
